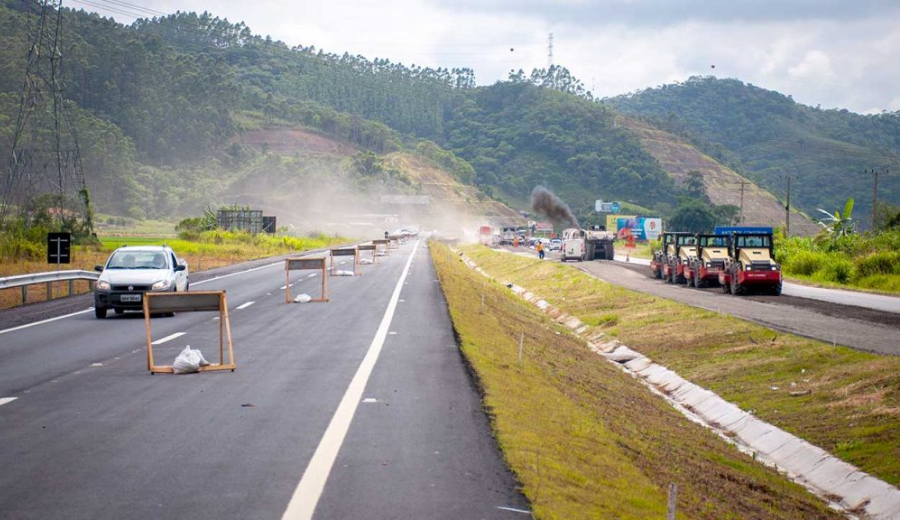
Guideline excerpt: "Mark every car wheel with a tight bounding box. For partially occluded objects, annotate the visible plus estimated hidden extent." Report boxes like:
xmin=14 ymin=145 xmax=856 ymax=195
xmin=95 ymin=306 xmax=107 ymax=319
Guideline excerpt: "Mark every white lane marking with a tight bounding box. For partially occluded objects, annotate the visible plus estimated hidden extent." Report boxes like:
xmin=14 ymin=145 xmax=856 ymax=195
xmin=362 ymin=398 xmax=378 ymax=403
xmin=0 ymin=308 xmax=91 ymax=336
xmin=0 ymin=397 xmax=17 ymax=407
xmin=0 ymin=259 xmax=286 ymax=337
xmin=192 ymin=261 xmax=282 ymax=286
xmin=236 ymin=301 xmax=255 ymax=310
xmin=388 ymin=332 xmax=398 ymax=335
xmin=151 ymin=332 xmax=186 ymax=345
xmin=281 ymin=240 xmax=419 ymax=520
xmin=90 ymin=363 xmax=103 ymax=367
xmin=307 ymin=273 xmax=317 ymax=278
xmin=496 ymin=506 xmax=532 ymax=515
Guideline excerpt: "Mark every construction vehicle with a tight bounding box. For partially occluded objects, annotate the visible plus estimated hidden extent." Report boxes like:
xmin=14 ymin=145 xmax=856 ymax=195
xmin=560 ymin=226 xmax=615 ymax=262
xmin=651 ymin=232 xmax=679 ymax=278
xmin=718 ymin=231 xmax=782 ymax=295
xmin=499 ymin=226 xmax=517 ymax=246
xmin=684 ymin=234 xmax=730 ymax=288
xmin=657 ymin=233 xmax=696 ymax=283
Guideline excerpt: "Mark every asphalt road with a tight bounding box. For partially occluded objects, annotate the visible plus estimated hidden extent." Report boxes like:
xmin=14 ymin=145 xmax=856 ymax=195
xmin=0 ymin=241 xmax=529 ymax=519
xmin=504 ymin=247 xmax=900 ymax=355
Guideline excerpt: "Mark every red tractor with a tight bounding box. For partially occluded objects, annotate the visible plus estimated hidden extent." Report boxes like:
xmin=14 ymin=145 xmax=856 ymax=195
xmin=718 ymin=232 xmax=782 ymax=295
xmin=651 ymin=232 xmax=689 ymax=279
xmin=684 ymin=234 xmax=730 ymax=288
xmin=663 ymin=233 xmax=698 ymax=284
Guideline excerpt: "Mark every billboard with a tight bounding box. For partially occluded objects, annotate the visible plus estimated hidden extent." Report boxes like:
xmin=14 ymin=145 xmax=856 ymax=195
xmin=616 ymin=217 xmax=662 ymax=241
xmin=606 ymin=215 xmax=636 ymax=234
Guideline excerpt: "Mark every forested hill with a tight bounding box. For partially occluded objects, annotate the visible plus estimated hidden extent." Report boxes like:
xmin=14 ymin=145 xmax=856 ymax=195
xmin=607 ymin=76 xmax=900 ymax=227
xmin=443 ymin=81 xmax=678 ymax=218
xmin=0 ymin=3 xmax=692 ymax=222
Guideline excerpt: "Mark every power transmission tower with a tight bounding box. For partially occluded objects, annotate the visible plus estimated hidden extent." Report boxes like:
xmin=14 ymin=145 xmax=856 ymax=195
xmin=547 ymin=32 xmax=554 ymax=69
xmin=737 ymin=180 xmax=747 ymax=224
xmin=1 ymin=0 xmax=93 ymax=233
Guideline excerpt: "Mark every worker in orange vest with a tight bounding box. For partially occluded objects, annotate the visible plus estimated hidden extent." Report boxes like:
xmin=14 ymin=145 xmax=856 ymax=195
xmin=513 ymin=236 xmax=519 ymax=248
xmin=537 ymin=240 xmax=545 ymax=260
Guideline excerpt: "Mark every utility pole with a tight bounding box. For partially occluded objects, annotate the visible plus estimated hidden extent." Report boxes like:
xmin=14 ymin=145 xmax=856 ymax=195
xmin=785 ymin=174 xmax=791 ymax=237
xmin=1 ymin=0 xmax=92 ymax=233
xmin=871 ymin=168 xmax=880 ymax=231
xmin=738 ymin=180 xmax=747 ymax=224
xmin=548 ymin=32 xmax=554 ymax=69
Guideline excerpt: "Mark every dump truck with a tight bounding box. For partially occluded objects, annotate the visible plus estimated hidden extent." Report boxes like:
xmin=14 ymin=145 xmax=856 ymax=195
xmin=684 ymin=234 xmax=731 ymax=288
xmin=718 ymin=232 xmax=782 ymax=295
xmin=657 ymin=233 xmax=697 ymax=283
xmin=560 ymin=226 xmax=615 ymax=262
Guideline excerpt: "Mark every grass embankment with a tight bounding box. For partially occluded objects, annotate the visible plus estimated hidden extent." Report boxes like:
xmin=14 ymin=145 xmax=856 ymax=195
xmin=432 ymin=243 xmax=841 ymax=519
xmin=0 ymin=230 xmax=346 ymax=309
xmin=778 ymin=232 xmax=900 ymax=295
xmin=461 ymin=245 xmax=900 ymax=488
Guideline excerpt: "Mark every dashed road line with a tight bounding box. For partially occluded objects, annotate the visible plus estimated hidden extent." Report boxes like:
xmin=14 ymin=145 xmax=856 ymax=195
xmin=0 ymin=397 xmax=17 ymax=407
xmin=151 ymin=332 xmax=186 ymax=345
xmin=236 ymin=301 xmax=255 ymax=310
xmin=281 ymin=240 xmax=419 ymax=520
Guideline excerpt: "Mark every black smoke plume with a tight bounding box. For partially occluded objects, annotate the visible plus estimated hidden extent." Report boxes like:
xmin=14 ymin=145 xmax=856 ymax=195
xmin=531 ymin=186 xmax=579 ymax=229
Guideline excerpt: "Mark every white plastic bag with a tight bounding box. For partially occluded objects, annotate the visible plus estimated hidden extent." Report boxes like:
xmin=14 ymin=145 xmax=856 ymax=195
xmin=293 ymin=294 xmax=312 ymax=303
xmin=334 ymin=270 xmax=355 ymax=276
xmin=172 ymin=345 xmax=210 ymax=374
xmin=359 ymin=259 xmax=374 ymax=265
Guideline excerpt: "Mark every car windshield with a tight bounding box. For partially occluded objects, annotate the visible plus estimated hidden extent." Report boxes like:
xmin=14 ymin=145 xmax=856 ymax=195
xmin=107 ymin=251 xmax=168 ymax=269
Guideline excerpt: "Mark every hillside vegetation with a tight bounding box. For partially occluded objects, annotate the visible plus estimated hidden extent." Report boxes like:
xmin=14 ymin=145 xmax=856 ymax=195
xmin=608 ymin=76 xmax=900 ymax=228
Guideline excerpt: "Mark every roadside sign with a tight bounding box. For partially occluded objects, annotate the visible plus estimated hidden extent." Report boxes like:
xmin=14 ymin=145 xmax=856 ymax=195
xmin=606 ymin=215 xmax=636 ymax=233
xmin=47 ymin=232 xmax=71 ymax=264
xmin=616 ymin=217 xmax=662 ymax=240
xmin=595 ymin=200 xmax=622 ymax=213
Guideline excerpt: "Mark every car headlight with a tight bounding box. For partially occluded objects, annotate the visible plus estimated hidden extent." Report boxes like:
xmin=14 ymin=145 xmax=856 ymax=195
xmin=152 ymin=279 xmax=171 ymax=291
xmin=97 ymin=280 xmax=110 ymax=290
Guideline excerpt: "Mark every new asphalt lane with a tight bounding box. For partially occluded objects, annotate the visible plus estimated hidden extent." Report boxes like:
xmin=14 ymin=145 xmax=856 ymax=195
xmin=0 ymin=241 xmax=529 ymax=519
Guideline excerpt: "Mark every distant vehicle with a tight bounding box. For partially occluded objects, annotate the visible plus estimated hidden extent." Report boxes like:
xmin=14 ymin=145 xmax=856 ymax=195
xmin=93 ymin=245 xmax=189 ymax=319
xmin=549 ymin=239 xmax=562 ymax=251
xmin=499 ymin=226 xmax=517 ymax=245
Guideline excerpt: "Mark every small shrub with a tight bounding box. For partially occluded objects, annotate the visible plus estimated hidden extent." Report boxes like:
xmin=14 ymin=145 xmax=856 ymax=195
xmin=815 ymin=257 xmax=856 ymax=284
xmin=784 ymin=250 xmax=829 ymax=276
xmin=856 ymin=251 xmax=900 ymax=277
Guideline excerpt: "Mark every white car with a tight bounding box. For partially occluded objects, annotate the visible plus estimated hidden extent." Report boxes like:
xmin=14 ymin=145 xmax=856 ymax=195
xmin=93 ymin=245 xmax=189 ymax=318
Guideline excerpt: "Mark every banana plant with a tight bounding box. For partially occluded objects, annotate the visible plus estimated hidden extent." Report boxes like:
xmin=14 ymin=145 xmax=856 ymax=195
xmin=816 ymin=198 xmax=855 ymax=246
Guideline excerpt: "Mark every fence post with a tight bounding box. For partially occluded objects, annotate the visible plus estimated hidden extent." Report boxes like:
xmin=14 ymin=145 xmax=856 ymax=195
xmin=21 ymin=285 xmax=28 ymax=305
xmin=68 ymin=279 xmax=75 ymax=296
xmin=518 ymin=332 xmax=524 ymax=365
xmin=667 ymin=483 xmax=677 ymax=520
xmin=46 ymin=282 xmax=52 ymax=301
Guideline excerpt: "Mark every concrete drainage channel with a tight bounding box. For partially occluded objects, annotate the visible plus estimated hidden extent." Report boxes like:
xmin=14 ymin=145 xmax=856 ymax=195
xmin=453 ymin=250 xmax=900 ymax=520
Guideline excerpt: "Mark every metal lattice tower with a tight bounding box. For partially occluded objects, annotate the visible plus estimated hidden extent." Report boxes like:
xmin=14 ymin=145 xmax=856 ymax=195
xmin=1 ymin=0 xmax=92 ymax=232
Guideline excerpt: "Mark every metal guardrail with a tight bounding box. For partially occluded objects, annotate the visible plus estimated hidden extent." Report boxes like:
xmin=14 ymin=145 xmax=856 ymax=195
xmin=0 ymin=270 xmax=99 ymax=304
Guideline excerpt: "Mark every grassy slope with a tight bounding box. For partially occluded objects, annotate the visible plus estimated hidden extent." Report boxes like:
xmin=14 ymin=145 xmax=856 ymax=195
xmin=460 ymin=245 xmax=900 ymax=488
xmin=433 ymin=243 xmax=842 ymax=519
xmin=620 ymin=117 xmax=821 ymax=236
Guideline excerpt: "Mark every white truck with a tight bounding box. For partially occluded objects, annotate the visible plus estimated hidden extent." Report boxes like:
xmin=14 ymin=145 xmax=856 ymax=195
xmin=561 ymin=227 xmax=615 ymax=262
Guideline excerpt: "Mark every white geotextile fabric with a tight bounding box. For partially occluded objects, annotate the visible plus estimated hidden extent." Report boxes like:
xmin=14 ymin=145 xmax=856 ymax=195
xmin=624 ymin=357 xmax=652 ymax=373
xmin=604 ymin=346 xmax=642 ymax=363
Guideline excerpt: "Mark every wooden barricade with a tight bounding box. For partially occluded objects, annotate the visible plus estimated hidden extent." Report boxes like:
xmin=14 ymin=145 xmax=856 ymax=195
xmin=373 ymin=239 xmax=391 ymax=256
xmin=358 ymin=243 xmax=377 ymax=263
xmin=144 ymin=291 xmax=235 ymax=374
xmin=285 ymin=257 xmax=329 ymax=303
xmin=330 ymin=247 xmax=360 ymax=276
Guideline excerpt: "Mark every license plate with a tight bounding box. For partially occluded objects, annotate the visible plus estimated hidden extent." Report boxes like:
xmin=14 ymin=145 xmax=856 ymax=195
xmin=120 ymin=294 xmax=142 ymax=302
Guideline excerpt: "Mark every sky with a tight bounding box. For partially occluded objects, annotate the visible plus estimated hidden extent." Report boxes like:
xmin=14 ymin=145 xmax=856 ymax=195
xmin=70 ymin=0 xmax=900 ymax=114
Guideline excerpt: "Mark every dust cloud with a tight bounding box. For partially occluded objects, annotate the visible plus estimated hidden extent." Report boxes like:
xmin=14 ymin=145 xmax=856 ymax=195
xmin=531 ymin=186 xmax=578 ymax=229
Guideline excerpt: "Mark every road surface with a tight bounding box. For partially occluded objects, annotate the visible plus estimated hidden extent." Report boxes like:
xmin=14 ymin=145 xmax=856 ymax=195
xmin=0 ymin=241 xmax=529 ymax=520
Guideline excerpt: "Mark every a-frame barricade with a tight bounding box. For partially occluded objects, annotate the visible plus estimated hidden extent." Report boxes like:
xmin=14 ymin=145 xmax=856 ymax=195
xmin=373 ymin=239 xmax=391 ymax=257
xmin=330 ymin=247 xmax=360 ymax=276
xmin=358 ymin=243 xmax=377 ymax=263
xmin=285 ymin=257 xmax=329 ymax=303
xmin=144 ymin=291 xmax=235 ymax=374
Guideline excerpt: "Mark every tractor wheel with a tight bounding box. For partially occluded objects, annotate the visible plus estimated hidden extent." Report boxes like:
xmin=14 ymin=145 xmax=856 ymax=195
xmin=771 ymin=281 xmax=783 ymax=296
xmin=686 ymin=271 xmax=694 ymax=287
xmin=695 ymin=270 xmax=707 ymax=289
